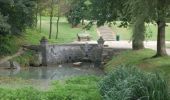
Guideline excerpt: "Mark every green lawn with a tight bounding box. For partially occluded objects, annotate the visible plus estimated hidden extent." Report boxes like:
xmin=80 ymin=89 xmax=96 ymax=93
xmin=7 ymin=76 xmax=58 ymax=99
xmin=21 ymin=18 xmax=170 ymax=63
xmin=41 ymin=21 xmax=98 ymax=43
xmin=111 ymin=23 xmax=170 ymax=41
xmin=0 ymin=76 xmax=102 ymax=100
xmin=105 ymin=49 xmax=170 ymax=78
xmin=25 ymin=16 xmax=98 ymax=45
xmin=26 ymin=17 xmax=170 ymax=45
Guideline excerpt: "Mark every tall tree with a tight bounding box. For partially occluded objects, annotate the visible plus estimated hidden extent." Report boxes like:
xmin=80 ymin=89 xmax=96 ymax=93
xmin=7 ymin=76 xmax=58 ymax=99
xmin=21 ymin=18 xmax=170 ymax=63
xmin=90 ymin=0 xmax=145 ymax=50
xmin=49 ymin=0 xmax=54 ymax=39
xmin=36 ymin=0 xmax=50 ymax=32
xmin=125 ymin=0 xmax=148 ymax=50
xmin=36 ymin=0 xmax=38 ymax=27
xmin=155 ymin=0 xmax=169 ymax=56
xmin=55 ymin=0 xmax=70 ymax=39
xmin=132 ymin=17 xmax=145 ymax=50
xmin=126 ymin=0 xmax=170 ymax=56
xmin=56 ymin=1 xmax=60 ymax=39
xmin=66 ymin=0 xmax=88 ymax=27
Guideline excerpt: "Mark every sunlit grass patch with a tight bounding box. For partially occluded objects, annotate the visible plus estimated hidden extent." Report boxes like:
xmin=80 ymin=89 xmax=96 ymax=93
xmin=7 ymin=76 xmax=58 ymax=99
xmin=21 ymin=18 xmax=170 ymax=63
xmin=0 ymin=76 xmax=102 ymax=100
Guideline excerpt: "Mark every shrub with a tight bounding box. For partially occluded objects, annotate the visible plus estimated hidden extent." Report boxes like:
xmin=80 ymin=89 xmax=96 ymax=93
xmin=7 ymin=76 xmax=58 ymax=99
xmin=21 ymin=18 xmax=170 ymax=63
xmin=0 ymin=35 xmax=19 ymax=56
xmin=0 ymin=12 xmax=11 ymax=35
xmin=99 ymin=66 xmax=170 ymax=100
xmin=12 ymin=50 xmax=35 ymax=67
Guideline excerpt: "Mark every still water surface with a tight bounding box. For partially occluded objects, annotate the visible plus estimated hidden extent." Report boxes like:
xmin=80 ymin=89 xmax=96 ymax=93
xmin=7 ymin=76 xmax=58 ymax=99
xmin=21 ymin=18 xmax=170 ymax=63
xmin=0 ymin=63 xmax=104 ymax=80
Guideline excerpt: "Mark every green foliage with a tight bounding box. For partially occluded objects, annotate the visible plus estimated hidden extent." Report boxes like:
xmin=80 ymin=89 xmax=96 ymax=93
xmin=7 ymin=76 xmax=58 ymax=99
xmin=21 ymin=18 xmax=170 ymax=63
xmin=67 ymin=13 xmax=81 ymax=27
xmin=0 ymin=35 xmax=19 ymax=56
xmin=12 ymin=50 xmax=35 ymax=67
xmin=0 ymin=12 xmax=11 ymax=35
xmin=24 ymin=28 xmax=42 ymax=45
xmin=90 ymin=0 xmax=127 ymax=26
xmin=0 ymin=76 xmax=101 ymax=100
xmin=99 ymin=66 xmax=170 ymax=100
xmin=0 ymin=0 xmax=36 ymax=55
xmin=66 ymin=0 xmax=89 ymax=27
xmin=0 ymin=0 xmax=36 ymax=35
xmin=67 ymin=8 xmax=82 ymax=27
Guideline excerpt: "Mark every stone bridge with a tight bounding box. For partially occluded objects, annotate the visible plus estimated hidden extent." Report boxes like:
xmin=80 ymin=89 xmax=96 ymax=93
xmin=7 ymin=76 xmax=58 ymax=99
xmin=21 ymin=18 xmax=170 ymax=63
xmin=38 ymin=37 xmax=105 ymax=66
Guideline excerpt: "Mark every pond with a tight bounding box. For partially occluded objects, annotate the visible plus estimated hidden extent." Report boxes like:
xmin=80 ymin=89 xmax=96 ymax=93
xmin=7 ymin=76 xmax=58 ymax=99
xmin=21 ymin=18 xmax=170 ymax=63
xmin=0 ymin=63 xmax=104 ymax=89
xmin=0 ymin=63 xmax=104 ymax=80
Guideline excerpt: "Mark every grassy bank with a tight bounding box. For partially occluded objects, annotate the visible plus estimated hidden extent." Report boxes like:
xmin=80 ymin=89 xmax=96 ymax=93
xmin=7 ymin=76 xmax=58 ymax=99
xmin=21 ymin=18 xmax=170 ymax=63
xmin=0 ymin=76 xmax=101 ymax=100
xmin=105 ymin=49 xmax=170 ymax=78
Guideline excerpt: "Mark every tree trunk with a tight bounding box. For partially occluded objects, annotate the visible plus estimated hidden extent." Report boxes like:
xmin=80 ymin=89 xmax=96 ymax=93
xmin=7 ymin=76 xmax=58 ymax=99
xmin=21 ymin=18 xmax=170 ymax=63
xmin=56 ymin=16 xmax=60 ymax=39
xmin=132 ymin=39 xmax=144 ymax=50
xmin=39 ymin=13 xmax=42 ymax=33
xmin=155 ymin=20 xmax=167 ymax=57
xmin=132 ymin=18 xmax=145 ymax=50
xmin=49 ymin=0 xmax=54 ymax=39
xmin=82 ymin=19 xmax=85 ymax=25
xmin=36 ymin=0 xmax=38 ymax=27
xmin=56 ymin=1 xmax=60 ymax=39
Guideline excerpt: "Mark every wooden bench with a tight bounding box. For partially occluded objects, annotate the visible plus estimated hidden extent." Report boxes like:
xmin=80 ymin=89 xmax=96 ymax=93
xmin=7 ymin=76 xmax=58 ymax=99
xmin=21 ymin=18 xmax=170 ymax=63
xmin=77 ymin=33 xmax=90 ymax=41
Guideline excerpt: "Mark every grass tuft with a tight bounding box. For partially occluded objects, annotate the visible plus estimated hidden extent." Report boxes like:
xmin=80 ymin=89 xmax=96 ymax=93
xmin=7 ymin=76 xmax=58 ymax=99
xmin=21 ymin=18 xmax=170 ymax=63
xmin=99 ymin=66 xmax=170 ymax=100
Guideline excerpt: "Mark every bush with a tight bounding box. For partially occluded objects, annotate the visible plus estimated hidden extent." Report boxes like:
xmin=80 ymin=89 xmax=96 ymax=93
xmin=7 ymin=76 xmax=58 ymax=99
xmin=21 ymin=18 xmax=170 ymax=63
xmin=0 ymin=12 xmax=11 ymax=35
xmin=12 ymin=50 xmax=35 ymax=67
xmin=0 ymin=35 xmax=19 ymax=56
xmin=99 ymin=66 xmax=170 ymax=100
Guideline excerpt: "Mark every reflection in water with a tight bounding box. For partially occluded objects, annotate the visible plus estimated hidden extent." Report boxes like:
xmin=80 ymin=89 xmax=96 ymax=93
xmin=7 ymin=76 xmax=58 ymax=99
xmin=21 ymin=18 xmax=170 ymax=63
xmin=0 ymin=63 xmax=104 ymax=80
xmin=41 ymin=67 xmax=48 ymax=79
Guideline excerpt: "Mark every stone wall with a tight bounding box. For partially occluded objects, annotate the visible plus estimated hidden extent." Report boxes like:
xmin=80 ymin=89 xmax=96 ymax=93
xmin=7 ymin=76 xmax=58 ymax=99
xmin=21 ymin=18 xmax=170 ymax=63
xmin=39 ymin=37 xmax=104 ymax=66
xmin=40 ymin=43 xmax=103 ymax=66
xmin=46 ymin=44 xmax=83 ymax=65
